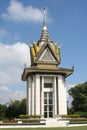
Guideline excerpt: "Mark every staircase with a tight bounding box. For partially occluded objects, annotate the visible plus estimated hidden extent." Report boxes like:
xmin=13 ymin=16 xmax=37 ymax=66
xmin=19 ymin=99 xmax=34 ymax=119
xmin=46 ymin=118 xmax=69 ymax=127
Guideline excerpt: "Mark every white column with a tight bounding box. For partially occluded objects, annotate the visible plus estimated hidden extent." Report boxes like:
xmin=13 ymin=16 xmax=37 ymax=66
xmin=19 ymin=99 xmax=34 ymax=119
xmin=58 ymin=75 xmax=67 ymax=115
xmin=35 ymin=74 xmax=40 ymax=115
xmin=41 ymin=76 xmax=44 ymax=118
xmin=27 ymin=76 xmax=32 ymax=115
xmin=54 ymin=76 xmax=57 ymax=117
xmin=32 ymin=75 xmax=35 ymax=115
xmin=56 ymin=76 xmax=59 ymax=115
xmin=27 ymin=81 xmax=29 ymax=114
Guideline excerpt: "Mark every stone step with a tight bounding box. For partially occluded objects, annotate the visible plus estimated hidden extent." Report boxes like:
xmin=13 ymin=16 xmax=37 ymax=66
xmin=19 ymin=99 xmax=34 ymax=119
xmin=45 ymin=118 xmax=69 ymax=127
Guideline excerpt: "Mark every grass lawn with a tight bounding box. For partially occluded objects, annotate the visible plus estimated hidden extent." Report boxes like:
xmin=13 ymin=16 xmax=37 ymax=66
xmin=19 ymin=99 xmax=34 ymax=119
xmin=0 ymin=126 xmax=87 ymax=130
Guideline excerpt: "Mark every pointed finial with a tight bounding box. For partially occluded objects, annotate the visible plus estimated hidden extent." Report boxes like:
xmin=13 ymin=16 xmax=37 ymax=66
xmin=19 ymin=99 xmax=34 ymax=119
xmin=43 ymin=7 xmax=47 ymax=30
xmin=38 ymin=6 xmax=52 ymax=45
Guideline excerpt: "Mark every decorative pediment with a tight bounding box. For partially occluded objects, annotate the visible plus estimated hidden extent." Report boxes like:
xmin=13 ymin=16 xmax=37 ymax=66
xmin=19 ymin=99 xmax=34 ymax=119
xmin=30 ymin=40 xmax=61 ymax=65
xmin=39 ymin=47 xmax=56 ymax=62
xmin=35 ymin=43 xmax=59 ymax=65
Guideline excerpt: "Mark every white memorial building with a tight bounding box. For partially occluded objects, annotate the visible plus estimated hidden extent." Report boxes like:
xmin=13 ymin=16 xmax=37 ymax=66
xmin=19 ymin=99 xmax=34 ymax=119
xmin=22 ymin=8 xmax=73 ymax=118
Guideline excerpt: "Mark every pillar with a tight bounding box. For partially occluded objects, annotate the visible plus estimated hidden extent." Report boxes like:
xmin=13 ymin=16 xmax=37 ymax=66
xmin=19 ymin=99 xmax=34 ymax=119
xmin=27 ymin=76 xmax=32 ymax=115
xmin=58 ymin=75 xmax=67 ymax=115
xmin=35 ymin=74 xmax=40 ymax=115
xmin=54 ymin=76 xmax=57 ymax=117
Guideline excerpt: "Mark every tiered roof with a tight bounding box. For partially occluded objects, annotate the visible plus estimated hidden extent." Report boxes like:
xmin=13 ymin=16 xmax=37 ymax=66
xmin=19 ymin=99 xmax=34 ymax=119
xmin=22 ymin=8 xmax=74 ymax=81
xmin=30 ymin=8 xmax=61 ymax=66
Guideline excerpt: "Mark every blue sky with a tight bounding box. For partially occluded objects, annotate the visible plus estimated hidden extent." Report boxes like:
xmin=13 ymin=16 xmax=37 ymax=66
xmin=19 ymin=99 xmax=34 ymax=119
xmin=0 ymin=0 xmax=87 ymax=104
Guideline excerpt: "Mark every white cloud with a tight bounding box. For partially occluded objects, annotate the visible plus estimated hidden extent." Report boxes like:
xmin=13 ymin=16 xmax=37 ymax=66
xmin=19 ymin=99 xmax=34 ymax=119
xmin=0 ymin=86 xmax=26 ymax=104
xmin=0 ymin=42 xmax=30 ymax=104
xmin=0 ymin=86 xmax=10 ymax=91
xmin=0 ymin=42 xmax=30 ymax=68
xmin=2 ymin=0 xmax=43 ymax=22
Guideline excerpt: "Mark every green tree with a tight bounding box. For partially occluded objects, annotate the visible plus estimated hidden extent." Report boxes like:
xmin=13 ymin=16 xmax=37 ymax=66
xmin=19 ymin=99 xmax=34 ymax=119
xmin=0 ymin=104 xmax=7 ymax=120
xmin=69 ymin=82 xmax=87 ymax=113
xmin=20 ymin=98 xmax=26 ymax=114
xmin=5 ymin=98 xmax=26 ymax=119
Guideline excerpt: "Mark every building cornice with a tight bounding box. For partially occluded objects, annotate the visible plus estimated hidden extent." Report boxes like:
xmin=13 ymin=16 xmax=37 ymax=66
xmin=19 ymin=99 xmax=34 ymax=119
xmin=22 ymin=66 xmax=74 ymax=81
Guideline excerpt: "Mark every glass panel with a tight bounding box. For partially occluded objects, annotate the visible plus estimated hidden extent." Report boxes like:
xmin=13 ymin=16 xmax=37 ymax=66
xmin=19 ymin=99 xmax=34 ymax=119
xmin=49 ymin=112 xmax=53 ymax=117
xmin=44 ymin=112 xmax=47 ymax=118
xmin=49 ymin=99 xmax=53 ymax=104
xmin=44 ymin=106 xmax=47 ymax=111
xmin=44 ymin=99 xmax=47 ymax=104
xmin=49 ymin=92 xmax=53 ymax=98
xmin=49 ymin=106 xmax=53 ymax=111
xmin=44 ymin=83 xmax=52 ymax=88
xmin=44 ymin=92 xmax=47 ymax=98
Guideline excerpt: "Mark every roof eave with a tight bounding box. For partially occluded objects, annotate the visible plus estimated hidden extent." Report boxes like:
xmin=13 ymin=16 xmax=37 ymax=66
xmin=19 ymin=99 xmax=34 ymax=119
xmin=22 ymin=67 xmax=74 ymax=81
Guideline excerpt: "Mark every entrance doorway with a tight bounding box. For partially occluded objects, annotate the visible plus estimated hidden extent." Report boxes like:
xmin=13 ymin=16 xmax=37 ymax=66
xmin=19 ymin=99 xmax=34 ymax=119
xmin=44 ymin=92 xmax=53 ymax=118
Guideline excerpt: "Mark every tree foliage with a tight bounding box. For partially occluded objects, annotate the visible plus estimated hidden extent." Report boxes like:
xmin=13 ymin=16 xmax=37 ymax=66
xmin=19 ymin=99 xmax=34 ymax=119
xmin=0 ymin=104 xmax=7 ymax=120
xmin=6 ymin=99 xmax=26 ymax=119
xmin=69 ymin=82 xmax=87 ymax=113
xmin=0 ymin=98 xmax=26 ymax=120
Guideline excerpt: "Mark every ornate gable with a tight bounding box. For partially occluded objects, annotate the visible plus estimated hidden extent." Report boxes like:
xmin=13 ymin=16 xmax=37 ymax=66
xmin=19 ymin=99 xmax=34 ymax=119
xmin=39 ymin=48 xmax=56 ymax=62
xmin=35 ymin=42 xmax=60 ymax=65
xmin=30 ymin=42 xmax=61 ymax=66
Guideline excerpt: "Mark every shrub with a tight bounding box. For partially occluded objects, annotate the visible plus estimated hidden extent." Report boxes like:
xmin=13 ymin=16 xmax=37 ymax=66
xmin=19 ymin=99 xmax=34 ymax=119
xmin=30 ymin=115 xmax=41 ymax=119
xmin=3 ymin=118 xmax=9 ymax=123
xmin=19 ymin=114 xmax=41 ymax=119
xmin=80 ymin=112 xmax=87 ymax=118
xmin=19 ymin=114 xmax=29 ymax=119
xmin=62 ymin=114 xmax=80 ymax=118
xmin=74 ymin=112 xmax=87 ymax=118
